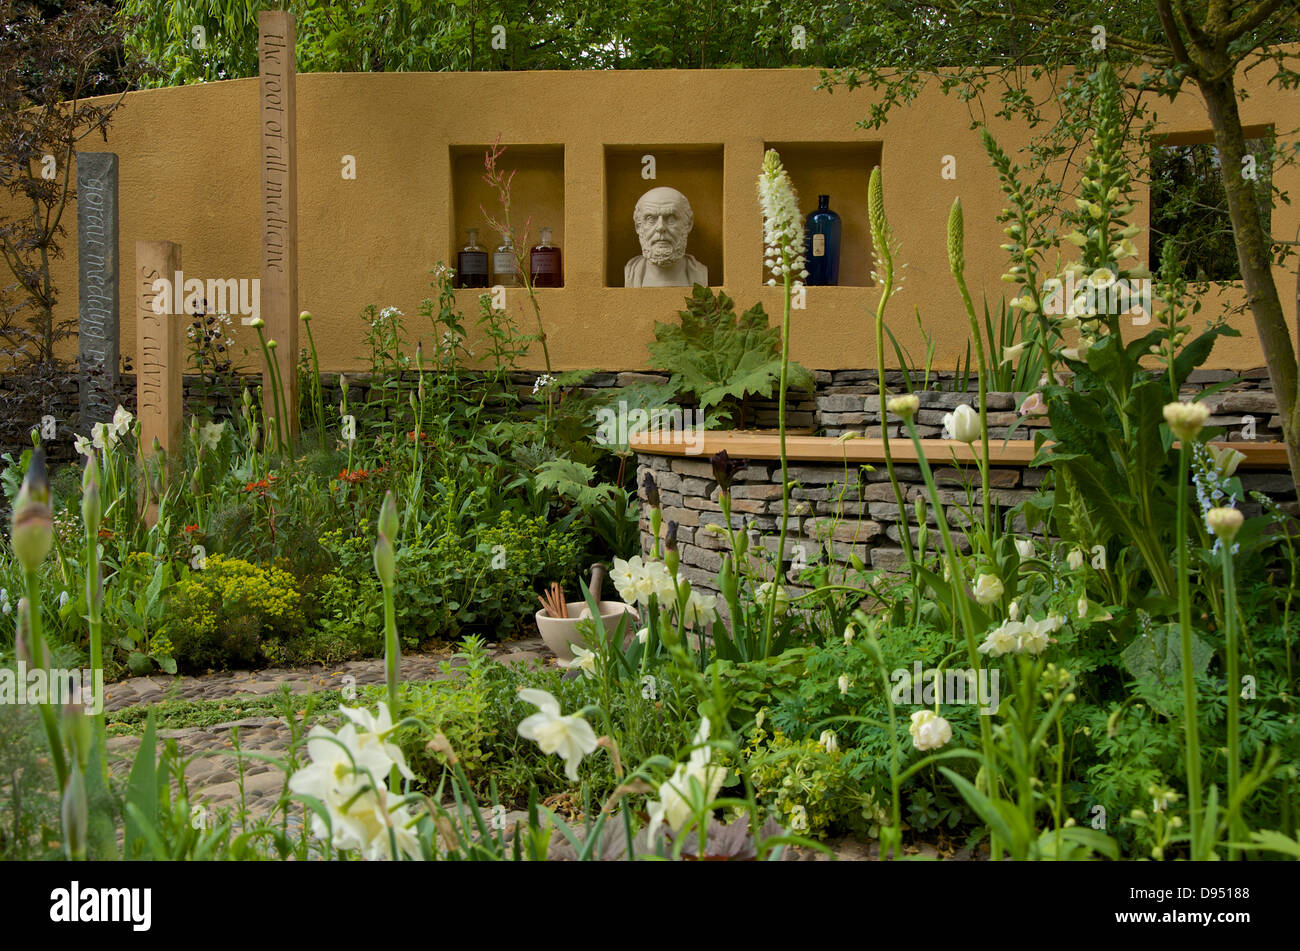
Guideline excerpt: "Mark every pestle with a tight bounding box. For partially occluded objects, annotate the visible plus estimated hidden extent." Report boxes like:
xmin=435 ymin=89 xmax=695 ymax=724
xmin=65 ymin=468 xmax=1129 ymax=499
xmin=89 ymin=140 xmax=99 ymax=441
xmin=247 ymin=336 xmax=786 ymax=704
xmin=589 ymin=563 xmax=606 ymax=603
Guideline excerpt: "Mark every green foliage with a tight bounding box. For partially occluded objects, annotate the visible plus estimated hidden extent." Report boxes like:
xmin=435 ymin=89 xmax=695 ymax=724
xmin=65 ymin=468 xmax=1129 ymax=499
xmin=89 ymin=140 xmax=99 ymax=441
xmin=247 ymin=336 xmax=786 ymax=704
xmin=647 ymin=285 xmax=813 ymax=429
xmin=1149 ymin=136 xmax=1274 ymax=281
xmin=742 ymin=721 xmax=890 ymax=838
xmin=165 ymin=555 xmax=303 ymax=671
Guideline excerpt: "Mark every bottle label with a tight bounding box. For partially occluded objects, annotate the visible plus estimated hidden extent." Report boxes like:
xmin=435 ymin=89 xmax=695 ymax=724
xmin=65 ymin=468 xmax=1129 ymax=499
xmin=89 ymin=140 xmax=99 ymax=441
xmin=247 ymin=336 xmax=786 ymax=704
xmin=459 ymin=251 xmax=487 ymax=275
xmin=493 ymin=252 xmax=517 ymax=275
xmin=532 ymin=254 xmax=557 ymax=275
xmin=813 ymin=234 xmax=826 ymax=257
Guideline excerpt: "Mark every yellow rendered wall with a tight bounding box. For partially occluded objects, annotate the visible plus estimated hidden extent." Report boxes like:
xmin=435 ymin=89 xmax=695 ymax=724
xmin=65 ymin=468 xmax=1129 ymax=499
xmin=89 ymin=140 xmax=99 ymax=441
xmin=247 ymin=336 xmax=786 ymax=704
xmin=15 ymin=68 xmax=1300 ymax=374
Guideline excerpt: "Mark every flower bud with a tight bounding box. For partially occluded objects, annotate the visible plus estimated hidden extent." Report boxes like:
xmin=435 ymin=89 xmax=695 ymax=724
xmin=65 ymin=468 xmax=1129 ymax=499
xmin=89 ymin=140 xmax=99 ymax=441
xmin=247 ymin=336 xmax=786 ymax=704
xmin=886 ymin=394 xmax=919 ymax=421
xmin=81 ymin=455 xmax=100 ymax=537
xmin=1206 ymin=507 xmax=1244 ymax=544
xmin=710 ymin=450 xmax=746 ymax=495
xmin=267 ymin=339 xmax=278 ymax=351
xmin=947 ymin=197 xmax=965 ymax=276
xmin=373 ymin=533 xmax=396 ymax=588
xmin=1162 ymin=401 xmax=1210 ymax=443
xmin=642 ymin=472 xmax=660 ymax=509
xmin=11 ymin=448 xmax=53 ymax=574
xmin=61 ymin=766 xmax=88 ymax=860
xmin=299 ymin=310 xmax=313 ymax=322
xmin=250 ymin=317 xmax=266 ymax=329
xmin=377 ymin=490 xmax=399 ymax=542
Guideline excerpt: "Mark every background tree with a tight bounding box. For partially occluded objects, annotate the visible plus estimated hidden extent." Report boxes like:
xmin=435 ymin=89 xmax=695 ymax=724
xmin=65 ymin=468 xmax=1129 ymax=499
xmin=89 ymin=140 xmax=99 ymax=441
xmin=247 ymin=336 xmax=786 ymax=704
xmin=0 ymin=0 xmax=145 ymax=451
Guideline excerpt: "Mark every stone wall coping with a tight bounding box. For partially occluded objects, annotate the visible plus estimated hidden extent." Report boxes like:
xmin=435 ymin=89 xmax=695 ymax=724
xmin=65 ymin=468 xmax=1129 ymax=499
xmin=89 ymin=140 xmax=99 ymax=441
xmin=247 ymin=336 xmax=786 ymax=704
xmin=630 ymin=431 xmax=1292 ymax=469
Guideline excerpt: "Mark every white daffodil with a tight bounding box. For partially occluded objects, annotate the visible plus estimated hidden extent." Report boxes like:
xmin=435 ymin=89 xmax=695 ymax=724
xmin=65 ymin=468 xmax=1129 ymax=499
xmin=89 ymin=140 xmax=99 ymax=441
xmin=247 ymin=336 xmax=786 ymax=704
xmin=647 ymin=717 xmax=727 ymax=842
xmin=111 ymin=405 xmax=135 ymax=439
xmin=73 ymin=434 xmax=93 ymax=458
xmin=681 ymin=589 xmax=717 ymax=628
xmin=561 ymin=644 xmax=599 ymax=679
xmin=972 ymin=572 xmax=1004 ymax=606
xmin=909 ymin=710 xmax=953 ymax=751
xmin=288 ymin=716 xmax=408 ymax=857
xmin=337 ymin=702 xmax=415 ymax=782
xmin=91 ymin=422 xmax=112 ymax=451
xmin=516 ymin=688 xmax=598 ymax=782
xmin=611 ymin=555 xmax=648 ymax=604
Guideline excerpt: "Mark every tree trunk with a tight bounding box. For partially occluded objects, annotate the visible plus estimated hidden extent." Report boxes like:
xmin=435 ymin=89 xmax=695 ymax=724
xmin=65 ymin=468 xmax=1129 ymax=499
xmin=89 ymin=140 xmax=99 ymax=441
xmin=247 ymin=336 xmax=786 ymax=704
xmin=1197 ymin=68 xmax=1300 ymax=500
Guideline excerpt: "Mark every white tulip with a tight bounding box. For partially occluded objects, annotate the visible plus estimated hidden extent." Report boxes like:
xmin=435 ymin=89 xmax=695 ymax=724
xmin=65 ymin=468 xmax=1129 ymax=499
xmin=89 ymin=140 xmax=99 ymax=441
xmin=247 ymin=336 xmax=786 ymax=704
xmin=972 ymin=572 xmax=1004 ymax=605
xmin=909 ymin=710 xmax=953 ymax=751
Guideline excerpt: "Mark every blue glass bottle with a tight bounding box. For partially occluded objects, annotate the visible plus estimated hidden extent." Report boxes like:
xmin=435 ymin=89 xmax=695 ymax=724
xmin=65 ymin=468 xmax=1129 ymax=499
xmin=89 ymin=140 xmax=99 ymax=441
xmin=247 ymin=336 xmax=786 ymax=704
xmin=804 ymin=195 xmax=841 ymax=285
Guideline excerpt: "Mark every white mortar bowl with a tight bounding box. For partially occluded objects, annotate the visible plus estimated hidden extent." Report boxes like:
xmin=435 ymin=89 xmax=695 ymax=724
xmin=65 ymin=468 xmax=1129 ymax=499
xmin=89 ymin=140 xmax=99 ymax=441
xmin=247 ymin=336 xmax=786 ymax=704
xmin=535 ymin=601 xmax=637 ymax=661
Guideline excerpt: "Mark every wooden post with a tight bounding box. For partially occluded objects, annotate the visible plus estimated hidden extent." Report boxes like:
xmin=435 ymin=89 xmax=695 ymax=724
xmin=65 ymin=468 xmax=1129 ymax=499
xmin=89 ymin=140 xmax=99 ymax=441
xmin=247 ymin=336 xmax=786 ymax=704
xmin=259 ymin=10 xmax=299 ymax=442
xmin=136 ymin=240 xmax=184 ymax=525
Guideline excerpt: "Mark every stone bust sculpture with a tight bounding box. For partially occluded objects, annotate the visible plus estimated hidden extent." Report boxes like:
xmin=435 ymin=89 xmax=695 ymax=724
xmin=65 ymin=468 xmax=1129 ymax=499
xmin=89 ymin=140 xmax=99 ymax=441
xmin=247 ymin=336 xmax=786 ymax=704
xmin=624 ymin=186 xmax=708 ymax=287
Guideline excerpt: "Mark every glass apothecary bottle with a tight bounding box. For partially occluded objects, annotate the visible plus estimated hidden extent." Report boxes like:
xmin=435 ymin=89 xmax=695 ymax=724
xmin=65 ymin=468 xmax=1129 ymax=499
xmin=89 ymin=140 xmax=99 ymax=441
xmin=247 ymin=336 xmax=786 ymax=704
xmin=492 ymin=233 xmax=523 ymax=287
xmin=804 ymin=195 xmax=841 ymax=286
xmin=457 ymin=228 xmax=489 ymax=289
xmin=529 ymin=227 xmax=563 ymax=288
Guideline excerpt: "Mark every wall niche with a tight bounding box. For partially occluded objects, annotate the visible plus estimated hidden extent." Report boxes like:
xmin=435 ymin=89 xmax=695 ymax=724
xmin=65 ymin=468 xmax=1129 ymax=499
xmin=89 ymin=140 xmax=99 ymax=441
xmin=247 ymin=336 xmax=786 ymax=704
xmin=604 ymin=145 xmax=724 ymax=288
xmin=449 ymin=144 xmax=565 ymax=275
xmin=763 ymin=141 xmax=882 ymax=287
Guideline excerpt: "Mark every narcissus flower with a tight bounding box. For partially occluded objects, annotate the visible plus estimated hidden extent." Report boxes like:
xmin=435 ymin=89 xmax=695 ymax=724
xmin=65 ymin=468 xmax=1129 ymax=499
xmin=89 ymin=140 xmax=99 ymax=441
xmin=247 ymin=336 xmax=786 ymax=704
xmin=516 ymin=688 xmax=598 ymax=781
xmin=561 ymin=644 xmax=598 ymax=679
xmin=647 ymin=717 xmax=726 ymax=841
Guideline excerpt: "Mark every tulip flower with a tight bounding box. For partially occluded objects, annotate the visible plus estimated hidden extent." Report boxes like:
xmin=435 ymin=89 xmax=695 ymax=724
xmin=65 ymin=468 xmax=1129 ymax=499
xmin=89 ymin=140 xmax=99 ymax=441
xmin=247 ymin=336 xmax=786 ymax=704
xmin=909 ymin=710 xmax=953 ymax=751
xmin=972 ymin=572 xmax=1004 ymax=605
xmin=943 ymin=404 xmax=980 ymax=443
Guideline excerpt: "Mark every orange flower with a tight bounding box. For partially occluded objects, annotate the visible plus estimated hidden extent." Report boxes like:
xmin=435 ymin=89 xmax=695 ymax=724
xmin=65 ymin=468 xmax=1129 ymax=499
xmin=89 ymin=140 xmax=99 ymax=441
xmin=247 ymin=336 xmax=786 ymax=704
xmin=184 ymin=524 xmax=200 ymax=535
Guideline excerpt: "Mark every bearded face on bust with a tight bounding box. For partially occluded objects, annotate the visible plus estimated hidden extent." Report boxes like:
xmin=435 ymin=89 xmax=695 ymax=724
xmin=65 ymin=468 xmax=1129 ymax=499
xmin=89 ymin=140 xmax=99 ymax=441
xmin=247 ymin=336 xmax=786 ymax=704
xmin=625 ymin=186 xmax=708 ymax=288
xmin=635 ymin=191 xmax=693 ymax=266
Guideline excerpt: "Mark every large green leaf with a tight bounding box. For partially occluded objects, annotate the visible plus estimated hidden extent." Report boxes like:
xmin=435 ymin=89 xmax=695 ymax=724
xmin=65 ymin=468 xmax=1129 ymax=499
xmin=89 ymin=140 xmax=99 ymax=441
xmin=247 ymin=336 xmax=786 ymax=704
xmin=1120 ymin=622 xmax=1213 ymax=715
xmin=122 ymin=711 xmax=158 ymax=860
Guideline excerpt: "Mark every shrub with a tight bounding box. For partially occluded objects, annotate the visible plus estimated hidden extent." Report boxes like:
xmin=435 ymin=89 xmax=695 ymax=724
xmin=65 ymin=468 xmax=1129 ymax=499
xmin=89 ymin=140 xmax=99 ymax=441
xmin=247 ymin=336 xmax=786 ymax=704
xmin=165 ymin=555 xmax=303 ymax=671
